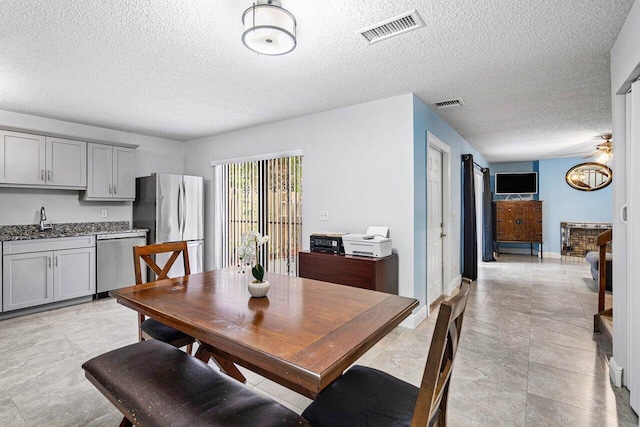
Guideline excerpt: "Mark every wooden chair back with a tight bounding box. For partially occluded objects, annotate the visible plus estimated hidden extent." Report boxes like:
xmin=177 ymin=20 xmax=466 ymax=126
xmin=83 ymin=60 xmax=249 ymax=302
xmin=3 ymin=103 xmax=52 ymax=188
xmin=133 ymin=241 xmax=191 ymax=285
xmin=412 ymin=281 xmax=470 ymax=427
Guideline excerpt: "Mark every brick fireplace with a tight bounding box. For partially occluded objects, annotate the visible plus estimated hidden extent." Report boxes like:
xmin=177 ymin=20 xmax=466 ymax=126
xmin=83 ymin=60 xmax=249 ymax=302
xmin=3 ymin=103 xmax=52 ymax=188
xmin=560 ymin=222 xmax=612 ymax=261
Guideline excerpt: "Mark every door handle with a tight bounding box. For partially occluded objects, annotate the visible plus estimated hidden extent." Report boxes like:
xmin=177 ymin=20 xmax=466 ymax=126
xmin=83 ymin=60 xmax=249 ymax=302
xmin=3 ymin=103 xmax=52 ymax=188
xmin=48 ymin=170 xmax=52 ymax=181
xmin=55 ymin=256 xmax=58 ymax=267
xmin=440 ymin=232 xmax=447 ymax=238
xmin=48 ymin=256 xmax=52 ymax=268
xmin=621 ymin=203 xmax=628 ymax=224
xmin=113 ymin=185 xmax=117 ymax=195
xmin=109 ymin=184 xmax=112 ymax=194
xmin=41 ymin=170 xmax=45 ymax=181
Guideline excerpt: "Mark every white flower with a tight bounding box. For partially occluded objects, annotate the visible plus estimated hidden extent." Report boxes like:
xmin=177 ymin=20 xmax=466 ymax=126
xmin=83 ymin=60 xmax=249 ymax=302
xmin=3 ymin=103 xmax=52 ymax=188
xmin=238 ymin=230 xmax=268 ymax=266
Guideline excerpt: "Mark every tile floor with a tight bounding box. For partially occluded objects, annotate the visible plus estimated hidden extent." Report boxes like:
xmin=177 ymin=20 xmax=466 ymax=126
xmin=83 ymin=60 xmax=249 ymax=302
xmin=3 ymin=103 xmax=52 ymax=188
xmin=0 ymin=255 xmax=637 ymax=426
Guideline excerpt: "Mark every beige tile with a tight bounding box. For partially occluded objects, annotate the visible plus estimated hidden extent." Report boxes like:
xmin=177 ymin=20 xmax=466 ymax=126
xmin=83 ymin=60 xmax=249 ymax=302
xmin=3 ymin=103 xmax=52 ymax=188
xmin=0 ymin=390 xmax=26 ymax=427
xmin=529 ymin=339 xmax=608 ymax=378
xmin=525 ymin=393 xmax=634 ymax=427
xmin=530 ymin=313 xmax=598 ymax=351
xmin=448 ymin=378 xmax=527 ymax=427
xmin=527 ymin=362 xmax=620 ymax=416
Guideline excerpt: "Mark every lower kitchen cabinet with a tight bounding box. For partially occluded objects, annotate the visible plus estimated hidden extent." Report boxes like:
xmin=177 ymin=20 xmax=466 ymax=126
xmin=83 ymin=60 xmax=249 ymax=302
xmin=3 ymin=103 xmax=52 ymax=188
xmin=2 ymin=251 xmax=52 ymax=311
xmin=54 ymin=247 xmax=96 ymax=301
xmin=2 ymin=236 xmax=96 ymax=312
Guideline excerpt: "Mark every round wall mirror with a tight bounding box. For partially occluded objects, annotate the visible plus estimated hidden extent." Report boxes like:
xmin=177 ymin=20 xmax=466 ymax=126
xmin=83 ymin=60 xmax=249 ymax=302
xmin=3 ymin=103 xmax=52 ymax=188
xmin=565 ymin=162 xmax=612 ymax=191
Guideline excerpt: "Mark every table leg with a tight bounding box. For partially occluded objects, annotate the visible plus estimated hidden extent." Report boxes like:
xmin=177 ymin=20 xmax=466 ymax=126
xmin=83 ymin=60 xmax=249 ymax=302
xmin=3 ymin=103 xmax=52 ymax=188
xmin=195 ymin=342 xmax=247 ymax=384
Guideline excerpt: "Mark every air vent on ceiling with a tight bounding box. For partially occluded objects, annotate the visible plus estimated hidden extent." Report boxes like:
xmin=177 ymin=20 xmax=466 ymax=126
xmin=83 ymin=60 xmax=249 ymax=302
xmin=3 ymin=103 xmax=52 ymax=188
xmin=357 ymin=10 xmax=425 ymax=44
xmin=432 ymin=99 xmax=466 ymax=109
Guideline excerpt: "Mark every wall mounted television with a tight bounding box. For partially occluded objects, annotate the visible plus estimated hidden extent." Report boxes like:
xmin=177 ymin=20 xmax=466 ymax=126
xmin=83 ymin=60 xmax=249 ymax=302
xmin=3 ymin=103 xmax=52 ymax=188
xmin=495 ymin=172 xmax=538 ymax=195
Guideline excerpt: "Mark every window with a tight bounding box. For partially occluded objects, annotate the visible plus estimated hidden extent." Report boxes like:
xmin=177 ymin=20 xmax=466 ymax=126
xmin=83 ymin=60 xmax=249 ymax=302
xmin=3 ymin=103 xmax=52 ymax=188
xmin=214 ymin=155 xmax=302 ymax=275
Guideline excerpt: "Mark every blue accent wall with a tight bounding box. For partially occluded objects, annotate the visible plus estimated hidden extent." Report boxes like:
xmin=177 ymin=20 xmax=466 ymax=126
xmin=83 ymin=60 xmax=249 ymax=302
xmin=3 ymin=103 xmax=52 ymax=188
xmin=413 ymin=95 xmax=488 ymax=306
xmin=539 ymin=157 xmax=613 ymax=255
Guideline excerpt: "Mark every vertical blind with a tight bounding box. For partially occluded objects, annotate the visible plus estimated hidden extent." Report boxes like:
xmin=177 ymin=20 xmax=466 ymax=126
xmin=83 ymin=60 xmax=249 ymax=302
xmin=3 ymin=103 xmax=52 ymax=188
xmin=218 ymin=156 xmax=302 ymax=275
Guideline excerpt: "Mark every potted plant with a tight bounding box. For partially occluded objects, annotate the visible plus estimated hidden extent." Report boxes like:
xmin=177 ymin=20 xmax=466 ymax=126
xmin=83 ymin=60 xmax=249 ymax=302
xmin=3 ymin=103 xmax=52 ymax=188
xmin=238 ymin=230 xmax=270 ymax=297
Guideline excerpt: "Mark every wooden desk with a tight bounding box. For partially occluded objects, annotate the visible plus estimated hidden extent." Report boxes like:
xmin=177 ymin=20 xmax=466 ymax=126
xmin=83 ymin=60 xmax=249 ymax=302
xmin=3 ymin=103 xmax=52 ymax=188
xmin=111 ymin=268 xmax=417 ymax=398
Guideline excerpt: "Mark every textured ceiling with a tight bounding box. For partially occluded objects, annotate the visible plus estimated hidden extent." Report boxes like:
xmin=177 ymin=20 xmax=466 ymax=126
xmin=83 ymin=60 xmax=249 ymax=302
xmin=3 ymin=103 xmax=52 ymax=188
xmin=0 ymin=0 xmax=634 ymax=162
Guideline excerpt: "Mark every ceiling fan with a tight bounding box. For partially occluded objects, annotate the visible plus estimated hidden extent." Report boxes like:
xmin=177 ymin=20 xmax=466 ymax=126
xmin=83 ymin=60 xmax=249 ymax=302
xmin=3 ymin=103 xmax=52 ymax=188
xmin=557 ymin=134 xmax=613 ymax=163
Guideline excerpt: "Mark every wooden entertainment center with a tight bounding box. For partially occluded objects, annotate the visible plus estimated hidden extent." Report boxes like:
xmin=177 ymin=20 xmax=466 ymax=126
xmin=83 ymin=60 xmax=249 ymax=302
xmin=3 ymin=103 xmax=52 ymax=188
xmin=493 ymin=200 xmax=543 ymax=258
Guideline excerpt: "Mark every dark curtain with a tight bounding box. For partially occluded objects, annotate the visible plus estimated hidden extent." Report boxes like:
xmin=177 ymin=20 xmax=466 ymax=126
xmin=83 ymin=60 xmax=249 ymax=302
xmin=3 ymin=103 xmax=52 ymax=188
xmin=482 ymin=167 xmax=496 ymax=262
xmin=462 ymin=154 xmax=477 ymax=280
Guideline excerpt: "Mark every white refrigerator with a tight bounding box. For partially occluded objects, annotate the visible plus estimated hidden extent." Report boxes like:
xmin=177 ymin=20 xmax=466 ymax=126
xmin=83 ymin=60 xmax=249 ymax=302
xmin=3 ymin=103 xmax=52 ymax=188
xmin=133 ymin=173 xmax=204 ymax=278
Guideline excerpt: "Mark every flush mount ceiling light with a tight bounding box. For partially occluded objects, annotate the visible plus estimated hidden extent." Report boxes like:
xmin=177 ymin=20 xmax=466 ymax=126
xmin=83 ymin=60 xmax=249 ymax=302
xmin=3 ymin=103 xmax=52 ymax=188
xmin=242 ymin=0 xmax=296 ymax=56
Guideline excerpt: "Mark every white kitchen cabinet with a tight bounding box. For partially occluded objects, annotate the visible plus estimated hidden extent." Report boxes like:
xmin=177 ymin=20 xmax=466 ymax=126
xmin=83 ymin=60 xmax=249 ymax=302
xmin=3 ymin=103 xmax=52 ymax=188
xmin=85 ymin=143 xmax=135 ymax=201
xmin=0 ymin=130 xmax=86 ymax=188
xmin=0 ymin=130 xmax=46 ymax=185
xmin=3 ymin=251 xmax=54 ymax=311
xmin=2 ymin=236 xmax=96 ymax=312
xmin=45 ymin=137 xmax=87 ymax=187
xmin=54 ymin=247 xmax=96 ymax=301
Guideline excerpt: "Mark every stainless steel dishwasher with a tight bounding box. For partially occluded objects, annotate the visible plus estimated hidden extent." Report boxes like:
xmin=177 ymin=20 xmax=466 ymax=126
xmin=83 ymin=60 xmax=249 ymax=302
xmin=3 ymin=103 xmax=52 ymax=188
xmin=96 ymin=231 xmax=147 ymax=298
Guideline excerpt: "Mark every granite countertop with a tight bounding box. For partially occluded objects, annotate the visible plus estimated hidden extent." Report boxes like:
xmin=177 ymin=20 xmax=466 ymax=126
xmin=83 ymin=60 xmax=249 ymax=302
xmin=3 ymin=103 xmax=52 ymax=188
xmin=0 ymin=221 xmax=148 ymax=241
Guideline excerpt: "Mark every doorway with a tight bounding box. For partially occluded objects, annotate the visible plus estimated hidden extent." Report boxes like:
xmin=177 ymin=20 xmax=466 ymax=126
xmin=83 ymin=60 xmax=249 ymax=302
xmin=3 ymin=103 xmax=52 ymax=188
xmin=427 ymin=133 xmax=451 ymax=306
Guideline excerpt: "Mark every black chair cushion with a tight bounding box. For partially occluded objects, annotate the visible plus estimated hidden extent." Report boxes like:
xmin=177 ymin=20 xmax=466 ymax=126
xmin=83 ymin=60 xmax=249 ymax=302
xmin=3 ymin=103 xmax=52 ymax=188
xmin=140 ymin=318 xmax=192 ymax=343
xmin=82 ymin=340 xmax=309 ymax=427
xmin=302 ymin=365 xmax=419 ymax=427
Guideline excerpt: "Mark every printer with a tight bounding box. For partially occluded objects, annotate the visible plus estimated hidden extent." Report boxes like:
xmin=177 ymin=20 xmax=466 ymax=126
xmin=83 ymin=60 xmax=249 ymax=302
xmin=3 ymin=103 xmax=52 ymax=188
xmin=343 ymin=226 xmax=392 ymax=258
xmin=310 ymin=232 xmax=347 ymax=254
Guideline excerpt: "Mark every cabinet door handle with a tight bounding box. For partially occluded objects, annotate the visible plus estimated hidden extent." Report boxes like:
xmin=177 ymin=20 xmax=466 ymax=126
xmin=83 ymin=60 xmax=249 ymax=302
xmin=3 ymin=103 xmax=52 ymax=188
xmin=55 ymin=256 xmax=58 ymax=267
xmin=113 ymin=185 xmax=117 ymax=195
xmin=109 ymin=184 xmax=112 ymax=194
xmin=48 ymin=256 xmax=52 ymax=268
xmin=41 ymin=170 xmax=45 ymax=181
xmin=48 ymin=170 xmax=52 ymax=181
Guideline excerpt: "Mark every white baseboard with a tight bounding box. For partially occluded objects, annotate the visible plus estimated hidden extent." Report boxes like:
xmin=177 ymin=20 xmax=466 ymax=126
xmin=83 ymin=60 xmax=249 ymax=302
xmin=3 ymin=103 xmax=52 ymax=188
xmin=447 ymin=274 xmax=463 ymax=294
xmin=400 ymin=305 xmax=427 ymax=329
xmin=609 ymin=357 xmax=624 ymax=387
xmin=543 ymin=252 xmax=561 ymax=259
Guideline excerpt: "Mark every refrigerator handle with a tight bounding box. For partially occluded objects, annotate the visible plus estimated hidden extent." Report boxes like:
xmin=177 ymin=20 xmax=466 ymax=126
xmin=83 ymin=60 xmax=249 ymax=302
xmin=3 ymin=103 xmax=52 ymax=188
xmin=177 ymin=181 xmax=183 ymax=235
xmin=182 ymin=181 xmax=188 ymax=236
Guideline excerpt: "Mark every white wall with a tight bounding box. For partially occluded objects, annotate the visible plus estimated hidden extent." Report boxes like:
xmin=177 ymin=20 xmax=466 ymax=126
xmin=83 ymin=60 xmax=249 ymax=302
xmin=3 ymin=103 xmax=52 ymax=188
xmin=610 ymin=0 xmax=640 ymax=409
xmin=183 ymin=94 xmax=416 ymax=298
xmin=0 ymin=110 xmax=185 ymax=226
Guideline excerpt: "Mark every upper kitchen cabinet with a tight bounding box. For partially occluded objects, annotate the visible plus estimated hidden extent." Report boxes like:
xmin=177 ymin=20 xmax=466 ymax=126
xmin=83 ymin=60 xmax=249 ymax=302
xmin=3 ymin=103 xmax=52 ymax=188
xmin=84 ymin=143 xmax=135 ymax=201
xmin=45 ymin=137 xmax=87 ymax=187
xmin=0 ymin=130 xmax=86 ymax=189
xmin=0 ymin=130 xmax=45 ymax=185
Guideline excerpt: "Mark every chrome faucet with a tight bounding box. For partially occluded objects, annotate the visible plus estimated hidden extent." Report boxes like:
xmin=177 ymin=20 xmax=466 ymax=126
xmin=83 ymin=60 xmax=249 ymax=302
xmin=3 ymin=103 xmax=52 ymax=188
xmin=39 ymin=207 xmax=52 ymax=231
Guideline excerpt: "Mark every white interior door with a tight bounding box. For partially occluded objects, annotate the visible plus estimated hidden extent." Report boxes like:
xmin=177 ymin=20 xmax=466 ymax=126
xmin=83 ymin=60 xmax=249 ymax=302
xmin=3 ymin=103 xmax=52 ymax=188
xmin=427 ymin=146 xmax=444 ymax=305
xmin=475 ymin=169 xmax=484 ymax=262
xmin=629 ymin=80 xmax=640 ymax=412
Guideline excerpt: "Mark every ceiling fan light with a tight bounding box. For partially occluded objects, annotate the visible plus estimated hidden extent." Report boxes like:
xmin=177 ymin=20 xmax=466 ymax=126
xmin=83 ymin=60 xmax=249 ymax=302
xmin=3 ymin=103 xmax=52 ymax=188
xmin=242 ymin=2 xmax=296 ymax=56
xmin=596 ymin=151 xmax=611 ymax=164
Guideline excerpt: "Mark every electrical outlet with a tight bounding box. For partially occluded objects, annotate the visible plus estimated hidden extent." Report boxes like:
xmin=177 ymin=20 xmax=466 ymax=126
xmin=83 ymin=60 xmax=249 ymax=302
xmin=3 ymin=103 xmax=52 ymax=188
xmin=319 ymin=210 xmax=329 ymax=221
xmin=101 ymin=209 xmax=108 ymax=218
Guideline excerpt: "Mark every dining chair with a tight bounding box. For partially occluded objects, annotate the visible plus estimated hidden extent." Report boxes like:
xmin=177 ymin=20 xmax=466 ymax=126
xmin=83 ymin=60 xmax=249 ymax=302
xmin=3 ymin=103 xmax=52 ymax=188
xmin=133 ymin=241 xmax=195 ymax=353
xmin=302 ymin=281 xmax=471 ymax=427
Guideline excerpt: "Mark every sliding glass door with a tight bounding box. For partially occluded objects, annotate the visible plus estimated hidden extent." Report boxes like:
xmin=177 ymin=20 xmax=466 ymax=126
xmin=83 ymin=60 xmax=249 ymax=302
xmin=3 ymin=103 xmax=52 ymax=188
xmin=216 ymin=155 xmax=302 ymax=275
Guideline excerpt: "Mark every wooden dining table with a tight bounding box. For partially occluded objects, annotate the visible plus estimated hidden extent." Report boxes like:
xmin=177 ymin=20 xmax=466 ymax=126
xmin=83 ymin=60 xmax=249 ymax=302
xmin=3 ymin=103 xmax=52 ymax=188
xmin=110 ymin=268 xmax=418 ymax=398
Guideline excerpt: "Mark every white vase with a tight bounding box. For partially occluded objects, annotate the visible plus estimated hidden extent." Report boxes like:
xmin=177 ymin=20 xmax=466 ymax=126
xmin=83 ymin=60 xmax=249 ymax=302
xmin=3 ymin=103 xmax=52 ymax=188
xmin=248 ymin=280 xmax=270 ymax=298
